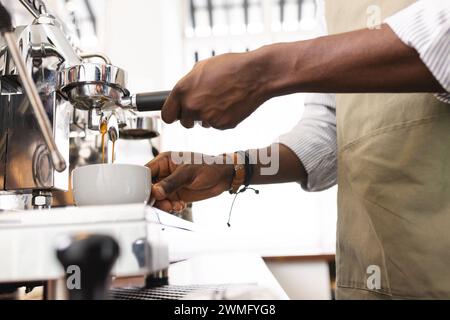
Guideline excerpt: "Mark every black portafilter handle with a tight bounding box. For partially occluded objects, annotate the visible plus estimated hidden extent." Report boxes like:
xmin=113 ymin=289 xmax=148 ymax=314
xmin=56 ymin=234 xmax=120 ymax=300
xmin=134 ymin=90 xmax=171 ymax=112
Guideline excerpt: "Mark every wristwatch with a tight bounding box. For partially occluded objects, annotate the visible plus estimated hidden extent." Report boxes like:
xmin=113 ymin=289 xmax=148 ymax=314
xmin=229 ymin=152 xmax=246 ymax=194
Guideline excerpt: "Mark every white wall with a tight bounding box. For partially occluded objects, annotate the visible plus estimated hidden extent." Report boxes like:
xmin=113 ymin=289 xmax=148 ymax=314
xmin=97 ymin=0 xmax=184 ymax=92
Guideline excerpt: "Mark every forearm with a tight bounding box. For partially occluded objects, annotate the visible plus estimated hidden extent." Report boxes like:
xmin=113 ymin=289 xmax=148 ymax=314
xmin=255 ymin=24 xmax=445 ymax=97
xmin=246 ymin=144 xmax=307 ymax=186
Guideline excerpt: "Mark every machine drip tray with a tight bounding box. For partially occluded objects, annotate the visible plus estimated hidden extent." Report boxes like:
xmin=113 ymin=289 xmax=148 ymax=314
xmin=110 ymin=284 xmax=251 ymax=300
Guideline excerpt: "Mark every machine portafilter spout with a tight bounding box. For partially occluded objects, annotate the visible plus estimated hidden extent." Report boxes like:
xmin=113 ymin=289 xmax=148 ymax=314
xmin=0 ymin=4 xmax=67 ymax=172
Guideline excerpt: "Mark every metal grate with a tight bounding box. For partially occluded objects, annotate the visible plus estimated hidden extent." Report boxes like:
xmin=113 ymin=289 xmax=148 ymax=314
xmin=110 ymin=284 xmax=240 ymax=300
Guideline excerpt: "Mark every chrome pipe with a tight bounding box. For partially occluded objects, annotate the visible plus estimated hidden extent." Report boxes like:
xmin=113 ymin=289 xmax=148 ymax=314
xmin=79 ymin=52 xmax=112 ymax=65
xmin=3 ymin=32 xmax=66 ymax=172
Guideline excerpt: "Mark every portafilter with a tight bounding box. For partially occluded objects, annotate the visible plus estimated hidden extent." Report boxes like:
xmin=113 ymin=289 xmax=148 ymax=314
xmin=59 ymin=62 xmax=171 ymax=112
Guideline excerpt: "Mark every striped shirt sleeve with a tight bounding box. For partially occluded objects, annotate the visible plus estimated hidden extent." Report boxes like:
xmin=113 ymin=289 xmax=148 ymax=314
xmin=278 ymin=94 xmax=337 ymax=192
xmin=385 ymin=0 xmax=450 ymax=103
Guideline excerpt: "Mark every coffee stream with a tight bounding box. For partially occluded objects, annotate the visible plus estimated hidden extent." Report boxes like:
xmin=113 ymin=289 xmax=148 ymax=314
xmin=111 ymin=138 xmax=116 ymax=163
xmin=100 ymin=119 xmax=116 ymax=164
xmin=100 ymin=120 xmax=107 ymax=163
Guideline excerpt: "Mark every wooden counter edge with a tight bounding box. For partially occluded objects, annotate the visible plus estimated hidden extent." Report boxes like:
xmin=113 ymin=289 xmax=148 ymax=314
xmin=263 ymin=254 xmax=335 ymax=263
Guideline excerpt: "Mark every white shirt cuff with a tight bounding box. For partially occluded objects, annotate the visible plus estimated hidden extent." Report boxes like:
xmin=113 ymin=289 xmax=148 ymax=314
xmin=278 ymin=95 xmax=337 ymax=192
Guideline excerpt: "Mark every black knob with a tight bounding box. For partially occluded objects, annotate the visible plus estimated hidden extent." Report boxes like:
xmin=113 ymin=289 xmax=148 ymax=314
xmin=56 ymin=234 xmax=120 ymax=300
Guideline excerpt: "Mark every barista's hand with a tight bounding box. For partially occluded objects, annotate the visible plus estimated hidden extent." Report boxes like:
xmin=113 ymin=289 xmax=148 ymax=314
xmin=162 ymin=52 xmax=270 ymax=130
xmin=146 ymin=152 xmax=234 ymax=213
xmin=162 ymin=25 xmax=445 ymax=130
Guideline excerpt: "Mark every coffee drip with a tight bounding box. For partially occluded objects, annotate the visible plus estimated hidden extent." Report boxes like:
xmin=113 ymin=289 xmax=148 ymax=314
xmin=99 ymin=118 xmax=117 ymax=164
xmin=100 ymin=120 xmax=108 ymax=163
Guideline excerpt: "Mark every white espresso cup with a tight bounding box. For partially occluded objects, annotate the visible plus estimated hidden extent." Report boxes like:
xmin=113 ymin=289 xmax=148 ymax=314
xmin=72 ymin=164 xmax=151 ymax=206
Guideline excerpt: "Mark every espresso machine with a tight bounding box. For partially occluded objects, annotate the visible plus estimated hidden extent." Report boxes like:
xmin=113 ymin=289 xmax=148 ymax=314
xmin=0 ymin=0 xmax=170 ymax=210
xmin=0 ymin=0 xmax=183 ymax=300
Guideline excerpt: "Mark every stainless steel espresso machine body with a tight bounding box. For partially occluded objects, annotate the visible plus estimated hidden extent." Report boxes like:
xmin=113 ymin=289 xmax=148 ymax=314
xmin=0 ymin=14 xmax=79 ymax=202
xmin=0 ymin=1 xmax=169 ymax=210
xmin=0 ymin=1 xmax=178 ymax=299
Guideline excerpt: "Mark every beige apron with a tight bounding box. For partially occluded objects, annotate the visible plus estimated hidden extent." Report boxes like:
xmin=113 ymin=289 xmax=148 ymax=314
xmin=326 ymin=0 xmax=450 ymax=299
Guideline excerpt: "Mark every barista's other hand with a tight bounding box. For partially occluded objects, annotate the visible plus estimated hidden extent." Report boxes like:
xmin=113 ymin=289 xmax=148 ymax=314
xmin=146 ymin=152 xmax=234 ymax=213
xmin=162 ymin=51 xmax=270 ymax=130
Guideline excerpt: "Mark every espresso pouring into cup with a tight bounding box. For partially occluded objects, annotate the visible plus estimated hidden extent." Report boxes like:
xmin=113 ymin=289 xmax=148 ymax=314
xmin=60 ymin=62 xmax=167 ymax=207
xmin=72 ymin=118 xmax=153 ymax=207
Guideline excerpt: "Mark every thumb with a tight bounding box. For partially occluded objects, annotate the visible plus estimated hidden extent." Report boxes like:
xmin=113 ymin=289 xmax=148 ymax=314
xmin=152 ymin=166 xmax=195 ymax=200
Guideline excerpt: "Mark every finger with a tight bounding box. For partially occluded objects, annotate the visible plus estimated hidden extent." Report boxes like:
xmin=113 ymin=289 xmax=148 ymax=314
xmin=152 ymin=184 xmax=166 ymax=200
xmin=153 ymin=166 xmax=195 ymax=200
xmin=154 ymin=200 xmax=174 ymax=212
xmin=171 ymin=201 xmax=184 ymax=213
xmin=161 ymin=90 xmax=181 ymax=124
xmin=199 ymin=120 xmax=210 ymax=128
xmin=146 ymin=156 xmax=161 ymax=178
xmin=179 ymin=99 xmax=201 ymax=128
xmin=180 ymin=118 xmax=195 ymax=129
xmin=146 ymin=153 xmax=170 ymax=179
